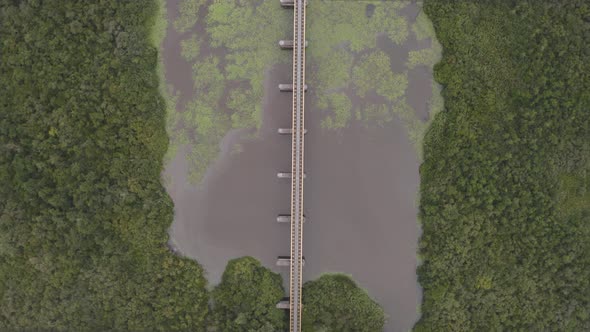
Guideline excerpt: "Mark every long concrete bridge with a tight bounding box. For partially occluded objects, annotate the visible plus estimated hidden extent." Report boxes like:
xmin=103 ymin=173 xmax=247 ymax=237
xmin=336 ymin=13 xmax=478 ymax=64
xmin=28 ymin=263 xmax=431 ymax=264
xmin=275 ymin=0 xmax=307 ymax=331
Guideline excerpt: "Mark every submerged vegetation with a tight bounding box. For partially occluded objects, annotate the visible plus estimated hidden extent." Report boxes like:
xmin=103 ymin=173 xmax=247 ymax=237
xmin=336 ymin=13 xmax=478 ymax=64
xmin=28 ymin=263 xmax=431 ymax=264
xmin=417 ymin=1 xmax=590 ymax=330
xmin=167 ymin=0 xmax=442 ymax=183
xmin=166 ymin=0 xmax=290 ymax=182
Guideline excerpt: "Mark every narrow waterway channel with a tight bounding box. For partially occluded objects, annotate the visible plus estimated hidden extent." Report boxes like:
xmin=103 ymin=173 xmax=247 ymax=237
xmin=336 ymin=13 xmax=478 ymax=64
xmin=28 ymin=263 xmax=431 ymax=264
xmin=163 ymin=1 xmax=438 ymax=331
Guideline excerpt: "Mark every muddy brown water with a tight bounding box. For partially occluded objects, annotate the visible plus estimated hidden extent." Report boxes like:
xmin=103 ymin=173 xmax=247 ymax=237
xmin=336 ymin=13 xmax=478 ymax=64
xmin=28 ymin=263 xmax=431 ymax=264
xmin=164 ymin=1 xmax=433 ymax=331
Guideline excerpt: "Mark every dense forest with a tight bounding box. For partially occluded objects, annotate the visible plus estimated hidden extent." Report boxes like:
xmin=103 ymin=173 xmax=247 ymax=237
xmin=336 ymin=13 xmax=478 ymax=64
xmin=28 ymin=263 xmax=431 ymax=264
xmin=416 ymin=1 xmax=590 ymax=330
xmin=0 ymin=1 xmax=210 ymax=329
xmin=0 ymin=1 xmax=385 ymax=330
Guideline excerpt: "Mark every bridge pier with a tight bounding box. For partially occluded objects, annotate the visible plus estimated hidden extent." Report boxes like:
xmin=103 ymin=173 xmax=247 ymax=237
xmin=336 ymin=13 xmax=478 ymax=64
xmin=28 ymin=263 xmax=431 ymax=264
xmin=278 ymin=128 xmax=307 ymax=135
xmin=277 ymin=172 xmax=306 ymax=179
xmin=279 ymin=83 xmax=308 ymax=92
xmin=279 ymin=40 xmax=309 ymax=49
xmin=277 ymin=215 xmax=306 ymax=223
xmin=276 ymin=299 xmax=290 ymax=310
xmin=277 ymin=256 xmax=306 ymax=266
xmin=280 ymin=0 xmax=307 ymax=7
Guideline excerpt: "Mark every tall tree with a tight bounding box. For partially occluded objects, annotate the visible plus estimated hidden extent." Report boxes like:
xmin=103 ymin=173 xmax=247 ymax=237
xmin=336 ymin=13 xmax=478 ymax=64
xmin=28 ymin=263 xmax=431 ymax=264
xmin=210 ymin=257 xmax=287 ymax=332
xmin=302 ymin=274 xmax=385 ymax=332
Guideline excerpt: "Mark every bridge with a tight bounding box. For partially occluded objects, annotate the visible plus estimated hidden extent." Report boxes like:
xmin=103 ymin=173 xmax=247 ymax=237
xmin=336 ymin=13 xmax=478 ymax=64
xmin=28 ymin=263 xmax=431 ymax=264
xmin=275 ymin=0 xmax=307 ymax=331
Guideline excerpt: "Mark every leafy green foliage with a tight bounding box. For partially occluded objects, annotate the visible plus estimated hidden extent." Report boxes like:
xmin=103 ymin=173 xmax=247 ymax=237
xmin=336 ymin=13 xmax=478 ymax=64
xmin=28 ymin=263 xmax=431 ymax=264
xmin=307 ymin=2 xmax=411 ymax=131
xmin=168 ymin=1 xmax=443 ymax=184
xmin=416 ymin=1 xmax=590 ymax=330
xmin=175 ymin=0 xmax=207 ymax=33
xmin=166 ymin=0 xmax=290 ymax=183
xmin=352 ymin=50 xmax=407 ymax=101
xmin=180 ymin=33 xmax=202 ymax=61
xmin=307 ymin=1 xmax=407 ymax=57
xmin=407 ymin=10 xmax=443 ymax=70
xmin=0 ymin=1 xmax=209 ymax=330
xmin=210 ymin=257 xmax=286 ymax=332
xmin=205 ymin=0 xmax=289 ymax=126
xmin=412 ymin=10 xmax=436 ymax=42
xmin=407 ymin=43 xmax=441 ymax=70
xmin=319 ymin=93 xmax=353 ymax=130
xmin=302 ymin=274 xmax=385 ymax=332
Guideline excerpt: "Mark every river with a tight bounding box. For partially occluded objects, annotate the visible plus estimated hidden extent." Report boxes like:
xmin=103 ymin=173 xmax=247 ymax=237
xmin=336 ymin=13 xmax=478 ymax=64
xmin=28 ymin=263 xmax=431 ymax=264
xmin=163 ymin=1 xmax=439 ymax=331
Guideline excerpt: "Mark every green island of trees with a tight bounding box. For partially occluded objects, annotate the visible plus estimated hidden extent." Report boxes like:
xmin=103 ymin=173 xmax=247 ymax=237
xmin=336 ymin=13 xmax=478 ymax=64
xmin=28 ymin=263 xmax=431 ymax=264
xmin=416 ymin=1 xmax=590 ymax=330
xmin=0 ymin=1 xmax=384 ymax=330
xmin=302 ymin=274 xmax=385 ymax=332
xmin=210 ymin=257 xmax=286 ymax=331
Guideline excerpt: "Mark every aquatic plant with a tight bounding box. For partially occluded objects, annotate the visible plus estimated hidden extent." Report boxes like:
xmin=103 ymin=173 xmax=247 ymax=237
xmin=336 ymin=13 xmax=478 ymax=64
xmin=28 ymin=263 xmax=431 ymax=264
xmin=167 ymin=1 xmax=444 ymax=181
xmin=174 ymin=0 xmax=207 ymax=33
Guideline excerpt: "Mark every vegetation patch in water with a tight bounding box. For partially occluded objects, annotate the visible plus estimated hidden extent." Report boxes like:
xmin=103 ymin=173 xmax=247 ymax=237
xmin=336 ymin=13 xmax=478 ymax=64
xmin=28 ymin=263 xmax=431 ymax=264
xmin=180 ymin=33 xmax=202 ymax=61
xmin=319 ymin=92 xmax=353 ymax=130
xmin=167 ymin=1 xmax=443 ymax=183
xmin=167 ymin=0 xmax=289 ymax=183
xmin=302 ymin=274 xmax=386 ymax=332
xmin=174 ymin=0 xmax=207 ymax=33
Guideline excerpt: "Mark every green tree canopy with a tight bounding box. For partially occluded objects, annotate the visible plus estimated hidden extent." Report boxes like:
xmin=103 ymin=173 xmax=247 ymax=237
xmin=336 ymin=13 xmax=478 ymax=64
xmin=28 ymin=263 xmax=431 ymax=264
xmin=416 ymin=1 xmax=590 ymax=330
xmin=210 ymin=257 xmax=287 ymax=332
xmin=302 ymin=274 xmax=385 ymax=332
xmin=0 ymin=1 xmax=208 ymax=330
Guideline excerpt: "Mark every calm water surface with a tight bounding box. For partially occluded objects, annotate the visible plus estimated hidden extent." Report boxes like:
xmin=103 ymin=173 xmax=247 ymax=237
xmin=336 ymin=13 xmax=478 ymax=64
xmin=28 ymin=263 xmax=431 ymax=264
xmin=164 ymin=2 xmax=433 ymax=331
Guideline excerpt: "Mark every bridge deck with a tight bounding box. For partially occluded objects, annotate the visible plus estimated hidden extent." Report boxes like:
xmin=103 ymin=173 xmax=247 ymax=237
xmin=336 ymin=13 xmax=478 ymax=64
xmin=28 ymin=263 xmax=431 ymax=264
xmin=289 ymin=0 xmax=306 ymax=331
